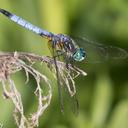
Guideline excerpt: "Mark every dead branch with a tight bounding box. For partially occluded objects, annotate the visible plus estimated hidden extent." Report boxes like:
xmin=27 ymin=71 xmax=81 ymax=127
xmin=0 ymin=51 xmax=87 ymax=128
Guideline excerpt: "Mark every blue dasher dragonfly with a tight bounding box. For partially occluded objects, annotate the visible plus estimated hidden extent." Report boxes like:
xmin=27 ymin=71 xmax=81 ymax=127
xmin=0 ymin=9 xmax=127 ymax=63
xmin=0 ymin=8 xmax=127 ymax=113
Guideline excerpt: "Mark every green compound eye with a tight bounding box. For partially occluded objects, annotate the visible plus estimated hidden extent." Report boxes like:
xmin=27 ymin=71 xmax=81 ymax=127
xmin=73 ymin=48 xmax=86 ymax=61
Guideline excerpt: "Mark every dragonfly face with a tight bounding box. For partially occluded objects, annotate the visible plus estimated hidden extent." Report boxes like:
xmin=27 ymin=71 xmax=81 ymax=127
xmin=72 ymin=48 xmax=86 ymax=61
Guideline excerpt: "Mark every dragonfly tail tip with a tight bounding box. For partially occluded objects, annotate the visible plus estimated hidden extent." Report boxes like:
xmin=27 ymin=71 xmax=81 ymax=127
xmin=0 ymin=8 xmax=12 ymax=17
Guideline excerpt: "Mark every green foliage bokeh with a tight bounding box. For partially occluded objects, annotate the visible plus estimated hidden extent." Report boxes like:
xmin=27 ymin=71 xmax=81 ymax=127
xmin=0 ymin=0 xmax=128 ymax=128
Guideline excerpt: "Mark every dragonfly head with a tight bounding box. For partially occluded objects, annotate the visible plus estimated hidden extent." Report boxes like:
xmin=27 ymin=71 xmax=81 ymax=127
xmin=73 ymin=48 xmax=86 ymax=61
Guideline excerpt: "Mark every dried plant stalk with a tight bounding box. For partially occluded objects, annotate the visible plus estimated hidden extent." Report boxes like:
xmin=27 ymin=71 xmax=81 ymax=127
xmin=0 ymin=51 xmax=87 ymax=128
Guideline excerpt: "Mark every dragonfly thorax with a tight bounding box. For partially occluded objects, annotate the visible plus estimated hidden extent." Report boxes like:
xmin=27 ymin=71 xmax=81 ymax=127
xmin=52 ymin=34 xmax=86 ymax=61
xmin=55 ymin=34 xmax=76 ymax=52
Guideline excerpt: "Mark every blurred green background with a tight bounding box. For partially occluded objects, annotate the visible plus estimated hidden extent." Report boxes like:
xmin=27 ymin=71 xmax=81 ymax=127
xmin=0 ymin=0 xmax=128 ymax=128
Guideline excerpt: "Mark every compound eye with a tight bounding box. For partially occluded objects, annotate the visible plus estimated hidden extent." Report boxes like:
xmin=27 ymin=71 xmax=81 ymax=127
xmin=73 ymin=48 xmax=86 ymax=61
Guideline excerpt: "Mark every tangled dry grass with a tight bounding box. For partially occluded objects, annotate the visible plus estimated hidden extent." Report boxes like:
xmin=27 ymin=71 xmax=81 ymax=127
xmin=0 ymin=52 xmax=87 ymax=128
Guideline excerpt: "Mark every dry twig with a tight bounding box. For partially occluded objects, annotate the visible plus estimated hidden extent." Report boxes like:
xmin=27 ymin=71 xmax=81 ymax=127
xmin=0 ymin=51 xmax=87 ymax=128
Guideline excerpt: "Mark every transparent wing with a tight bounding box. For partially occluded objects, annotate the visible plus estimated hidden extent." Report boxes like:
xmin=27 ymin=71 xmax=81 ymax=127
xmin=73 ymin=37 xmax=128 ymax=63
xmin=48 ymin=40 xmax=65 ymax=113
xmin=48 ymin=41 xmax=79 ymax=114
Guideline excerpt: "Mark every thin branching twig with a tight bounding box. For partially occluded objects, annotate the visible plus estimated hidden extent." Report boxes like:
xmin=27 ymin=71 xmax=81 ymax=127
xmin=0 ymin=51 xmax=87 ymax=128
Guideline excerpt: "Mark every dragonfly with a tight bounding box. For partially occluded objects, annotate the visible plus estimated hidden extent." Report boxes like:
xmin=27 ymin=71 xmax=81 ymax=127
xmin=0 ymin=8 xmax=127 ymax=113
